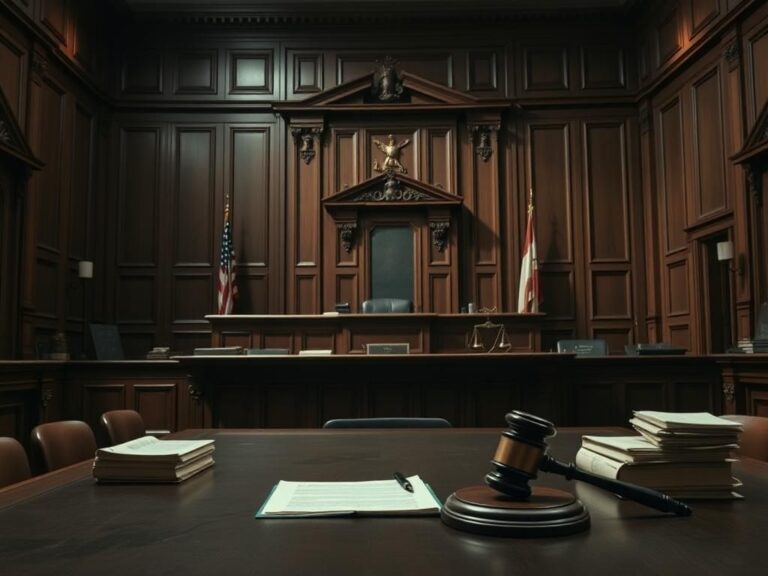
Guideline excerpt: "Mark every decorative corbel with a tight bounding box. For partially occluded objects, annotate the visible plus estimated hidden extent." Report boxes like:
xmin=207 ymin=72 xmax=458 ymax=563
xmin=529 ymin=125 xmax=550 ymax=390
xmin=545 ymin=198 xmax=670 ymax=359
xmin=0 ymin=120 xmax=9 ymax=144
xmin=724 ymin=41 xmax=740 ymax=71
xmin=638 ymin=102 xmax=651 ymax=134
xmin=188 ymin=378 xmax=204 ymax=403
xmin=31 ymin=50 xmax=49 ymax=80
xmin=41 ymin=385 xmax=53 ymax=408
xmin=470 ymin=125 xmax=499 ymax=162
xmin=746 ymin=164 xmax=763 ymax=206
xmin=337 ymin=222 xmax=357 ymax=253
xmin=291 ymin=126 xmax=323 ymax=165
xmin=429 ymin=221 xmax=450 ymax=252
xmin=722 ymin=379 xmax=735 ymax=404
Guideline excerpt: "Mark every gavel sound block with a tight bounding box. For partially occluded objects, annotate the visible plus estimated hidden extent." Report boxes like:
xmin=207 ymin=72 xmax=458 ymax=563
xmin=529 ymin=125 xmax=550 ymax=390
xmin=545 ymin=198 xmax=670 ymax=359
xmin=441 ymin=411 xmax=690 ymax=537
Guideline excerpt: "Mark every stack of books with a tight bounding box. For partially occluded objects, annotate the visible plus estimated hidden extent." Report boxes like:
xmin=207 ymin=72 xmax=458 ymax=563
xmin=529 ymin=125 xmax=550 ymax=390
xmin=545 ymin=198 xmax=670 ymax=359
xmin=93 ymin=436 xmax=215 ymax=483
xmin=736 ymin=338 xmax=768 ymax=353
xmin=146 ymin=346 xmax=170 ymax=360
xmin=575 ymin=411 xmax=743 ymax=499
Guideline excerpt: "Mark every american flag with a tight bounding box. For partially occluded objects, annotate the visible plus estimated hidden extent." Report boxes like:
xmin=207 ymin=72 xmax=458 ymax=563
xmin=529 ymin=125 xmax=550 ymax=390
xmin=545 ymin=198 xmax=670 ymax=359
xmin=217 ymin=200 xmax=238 ymax=315
xmin=517 ymin=189 xmax=541 ymax=313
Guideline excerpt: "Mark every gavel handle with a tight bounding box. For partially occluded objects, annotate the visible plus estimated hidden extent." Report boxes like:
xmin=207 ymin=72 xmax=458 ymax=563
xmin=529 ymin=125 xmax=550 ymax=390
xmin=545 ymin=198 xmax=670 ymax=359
xmin=540 ymin=456 xmax=692 ymax=516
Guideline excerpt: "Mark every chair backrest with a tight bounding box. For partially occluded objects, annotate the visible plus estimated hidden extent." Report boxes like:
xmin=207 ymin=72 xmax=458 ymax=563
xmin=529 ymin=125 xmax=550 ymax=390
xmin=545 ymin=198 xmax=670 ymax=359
xmin=556 ymin=339 xmax=608 ymax=356
xmin=0 ymin=437 xmax=32 ymax=488
xmin=323 ymin=417 xmax=452 ymax=429
xmin=30 ymin=420 xmax=97 ymax=473
xmin=99 ymin=410 xmax=146 ymax=446
xmin=720 ymin=415 xmax=768 ymax=461
xmin=361 ymin=298 xmax=412 ymax=313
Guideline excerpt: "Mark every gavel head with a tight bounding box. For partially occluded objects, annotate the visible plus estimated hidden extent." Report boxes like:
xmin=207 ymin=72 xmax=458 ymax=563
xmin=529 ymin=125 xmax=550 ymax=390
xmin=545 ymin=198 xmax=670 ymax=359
xmin=485 ymin=410 xmax=556 ymax=499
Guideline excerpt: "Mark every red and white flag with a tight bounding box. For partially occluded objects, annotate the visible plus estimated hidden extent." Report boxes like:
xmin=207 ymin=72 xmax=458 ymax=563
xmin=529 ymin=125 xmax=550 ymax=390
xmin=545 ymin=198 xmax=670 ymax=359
xmin=217 ymin=198 xmax=238 ymax=315
xmin=517 ymin=191 xmax=541 ymax=313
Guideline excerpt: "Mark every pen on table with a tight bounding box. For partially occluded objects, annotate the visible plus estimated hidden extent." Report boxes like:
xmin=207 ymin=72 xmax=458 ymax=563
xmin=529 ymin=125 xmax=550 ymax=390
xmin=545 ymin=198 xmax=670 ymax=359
xmin=393 ymin=471 xmax=413 ymax=492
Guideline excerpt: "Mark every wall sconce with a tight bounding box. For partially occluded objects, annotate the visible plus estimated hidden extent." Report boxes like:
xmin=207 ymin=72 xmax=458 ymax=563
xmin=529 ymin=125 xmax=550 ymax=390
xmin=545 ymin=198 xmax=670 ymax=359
xmin=467 ymin=308 xmax=511 ymax=353
xmin=716 ymin=241 xmax=733 ymax=262
xmin=78 ymin=260 xmax=94 ymax=279
xmin=716 ymin=241 xmax=743 ymax=276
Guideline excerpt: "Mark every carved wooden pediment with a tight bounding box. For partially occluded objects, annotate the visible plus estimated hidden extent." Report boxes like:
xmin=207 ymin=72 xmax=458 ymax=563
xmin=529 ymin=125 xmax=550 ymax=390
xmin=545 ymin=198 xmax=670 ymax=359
xmin=0 ymin=87 xmax=43 ymax=172
xmin=733 ymin=100 xmax=768 ymax=203
xmin=323 ymin=171 xmax=463 ymax=210
xmin=273 ymin=67 xmax=509 ymax=114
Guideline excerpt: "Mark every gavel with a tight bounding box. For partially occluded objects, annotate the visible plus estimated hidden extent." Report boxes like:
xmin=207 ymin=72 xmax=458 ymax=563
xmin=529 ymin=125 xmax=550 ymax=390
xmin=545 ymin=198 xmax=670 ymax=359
xmin=485 ymin=410 xmax=692 ymax=516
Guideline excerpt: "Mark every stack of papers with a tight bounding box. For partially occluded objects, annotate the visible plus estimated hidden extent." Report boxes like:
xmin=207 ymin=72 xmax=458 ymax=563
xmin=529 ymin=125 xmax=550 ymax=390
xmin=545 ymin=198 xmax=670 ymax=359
xmin=93 ymin=436 xmax=215 ymax=483
xmin=575 ymin=411 xmax=744 ymax=499
xmin=256 ymin=475 xmax=441 ymax=517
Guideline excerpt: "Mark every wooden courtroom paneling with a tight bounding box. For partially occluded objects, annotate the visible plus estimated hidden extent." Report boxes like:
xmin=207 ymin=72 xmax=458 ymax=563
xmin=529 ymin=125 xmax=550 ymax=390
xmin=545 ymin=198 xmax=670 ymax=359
xmin=0 ymin=16 xmax=27 ymax=124
xmin=38 ymin=0 xmax=67 ymax=46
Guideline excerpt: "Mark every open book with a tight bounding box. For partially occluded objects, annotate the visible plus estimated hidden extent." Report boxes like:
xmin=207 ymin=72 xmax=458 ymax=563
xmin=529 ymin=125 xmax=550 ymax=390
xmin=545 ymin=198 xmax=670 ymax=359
xmin=256 ymin=475 xmax=441 ymax=518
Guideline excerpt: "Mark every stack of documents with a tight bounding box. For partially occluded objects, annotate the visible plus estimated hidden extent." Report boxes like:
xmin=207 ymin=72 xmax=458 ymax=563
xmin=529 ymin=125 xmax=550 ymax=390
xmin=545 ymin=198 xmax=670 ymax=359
xmin=256 ymin=475 xmax=441 ymax=517
xmin=575 ymin=411 xmax=743 ymax=499
xmin=93 ymin=436 xmax=215 ymax=483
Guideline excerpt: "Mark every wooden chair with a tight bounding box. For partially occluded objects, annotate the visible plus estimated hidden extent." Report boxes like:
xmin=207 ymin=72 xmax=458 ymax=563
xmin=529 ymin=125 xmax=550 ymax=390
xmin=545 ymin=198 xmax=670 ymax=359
xmin=0 ymin=437 xmax=31 ymax=488
xmin=720 ymin=415 xmax=768 ymax=461
xmin=323 ymin=417 xmax=452 ymax=429
xmin=30 ymin=420 xmax=97 ymax=474
xmin=361 ymin=298 xmax=412 ymax=313
xmin=98 ymin=410 xmax=147 ymax=446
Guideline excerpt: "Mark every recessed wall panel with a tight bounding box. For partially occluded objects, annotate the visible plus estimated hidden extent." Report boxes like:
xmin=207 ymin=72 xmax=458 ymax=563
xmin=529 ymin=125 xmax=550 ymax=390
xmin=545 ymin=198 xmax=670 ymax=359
xmin=175 ymin=128 xmax=215 ymax=265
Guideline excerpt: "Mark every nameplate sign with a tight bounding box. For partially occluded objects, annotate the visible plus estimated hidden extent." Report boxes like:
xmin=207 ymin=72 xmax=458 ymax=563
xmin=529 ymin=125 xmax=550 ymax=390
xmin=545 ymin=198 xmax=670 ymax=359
xmin=366 ymin=343 xmax=410 ymax=355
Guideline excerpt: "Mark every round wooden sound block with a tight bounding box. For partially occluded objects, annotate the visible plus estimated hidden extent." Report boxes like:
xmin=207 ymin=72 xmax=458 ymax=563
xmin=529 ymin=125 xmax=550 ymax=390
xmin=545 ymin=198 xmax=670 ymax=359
xmin=441 ymin=485 xmax=590 ymax=537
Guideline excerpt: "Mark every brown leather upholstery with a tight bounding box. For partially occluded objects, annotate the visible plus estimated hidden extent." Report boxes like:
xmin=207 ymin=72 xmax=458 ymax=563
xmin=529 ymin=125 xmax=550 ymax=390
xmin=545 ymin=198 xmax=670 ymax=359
xmin=0 ymin=437 xmax=32 ymax=488
xmin=99 ymin=410 xmax=146 ymax=446
xmin=721 ymin=414 xmax=768 ymax=462
xmin=30 ymin=420 xmax=97 ymax=474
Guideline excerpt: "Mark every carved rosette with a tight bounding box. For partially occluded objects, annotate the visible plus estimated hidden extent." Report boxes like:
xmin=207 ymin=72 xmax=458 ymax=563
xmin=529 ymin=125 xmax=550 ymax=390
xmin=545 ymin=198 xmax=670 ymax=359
xmin=291 ymin=126 xmax=323 ymax=165
xmin=471 ymin=125 xmax=498 ymax=162
xmin=337 ymin=222 xmax=357 ymax=253
xmin=429 ymin=221 xmax=450 ymax=252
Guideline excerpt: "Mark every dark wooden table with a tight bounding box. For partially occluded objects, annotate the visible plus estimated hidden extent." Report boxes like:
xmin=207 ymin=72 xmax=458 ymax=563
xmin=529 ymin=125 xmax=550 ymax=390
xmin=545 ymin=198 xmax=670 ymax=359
xmin=0 ymin=428 xmax=765 ymax=575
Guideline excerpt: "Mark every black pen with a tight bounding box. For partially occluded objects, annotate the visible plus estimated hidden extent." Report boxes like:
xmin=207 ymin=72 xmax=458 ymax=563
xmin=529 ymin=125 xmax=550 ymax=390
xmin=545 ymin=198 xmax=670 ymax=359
xmin=393 ymin=471 xmax=413 ymax=492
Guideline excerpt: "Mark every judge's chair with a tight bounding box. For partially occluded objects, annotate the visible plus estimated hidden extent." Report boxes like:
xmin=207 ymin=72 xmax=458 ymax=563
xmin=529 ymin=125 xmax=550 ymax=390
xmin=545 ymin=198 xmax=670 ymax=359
xmin=323 ymin=417 xmax=452 ymax=428
xmin=361 ymin=298 xmax=412 ymax=313
xmin=30 ymin=420 xmax=97 ymax=474
xmin=99 ymin=410 xmax=147 ymax=446
xmin=720 ymin=415 xmax=768 ymax=462
xmin=0 ymin=437 xmax=32 ymax=488
xmin=556 ymin=339 xmax=608 ymax=356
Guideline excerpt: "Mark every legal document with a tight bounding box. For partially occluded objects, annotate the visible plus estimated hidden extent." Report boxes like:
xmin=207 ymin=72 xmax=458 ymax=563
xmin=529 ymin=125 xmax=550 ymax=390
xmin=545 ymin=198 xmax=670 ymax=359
xmin=256 ymin=475 xmax=441 ymax=517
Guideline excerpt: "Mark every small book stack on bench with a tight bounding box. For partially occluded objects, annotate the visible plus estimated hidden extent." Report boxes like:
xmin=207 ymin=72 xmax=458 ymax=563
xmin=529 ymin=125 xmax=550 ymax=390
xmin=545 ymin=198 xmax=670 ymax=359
xmin=93 ymin=436 xmax=215 ymax=483
xmin=576 ymin=411 xmax=743 ymax=499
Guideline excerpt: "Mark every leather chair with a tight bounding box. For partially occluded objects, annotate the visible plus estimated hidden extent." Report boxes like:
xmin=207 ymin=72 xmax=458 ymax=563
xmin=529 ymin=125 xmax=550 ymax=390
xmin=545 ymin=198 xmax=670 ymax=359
xmin=720 ymin=415 xmax=768 ymax=461
xmin=30 ymin=420 xmax=97 ymax=474
xmin=99 ymin=410 xmax=146 ymax=446
xmin=0 ymin=437 xmax=32 ymax=489
xmin=361 ymin=298 xmax=412 ymax=313
xmin=556 ymin=339 xmax=608 ymax=356
xmin=323 ymin=417 xmax=452 ymax=428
